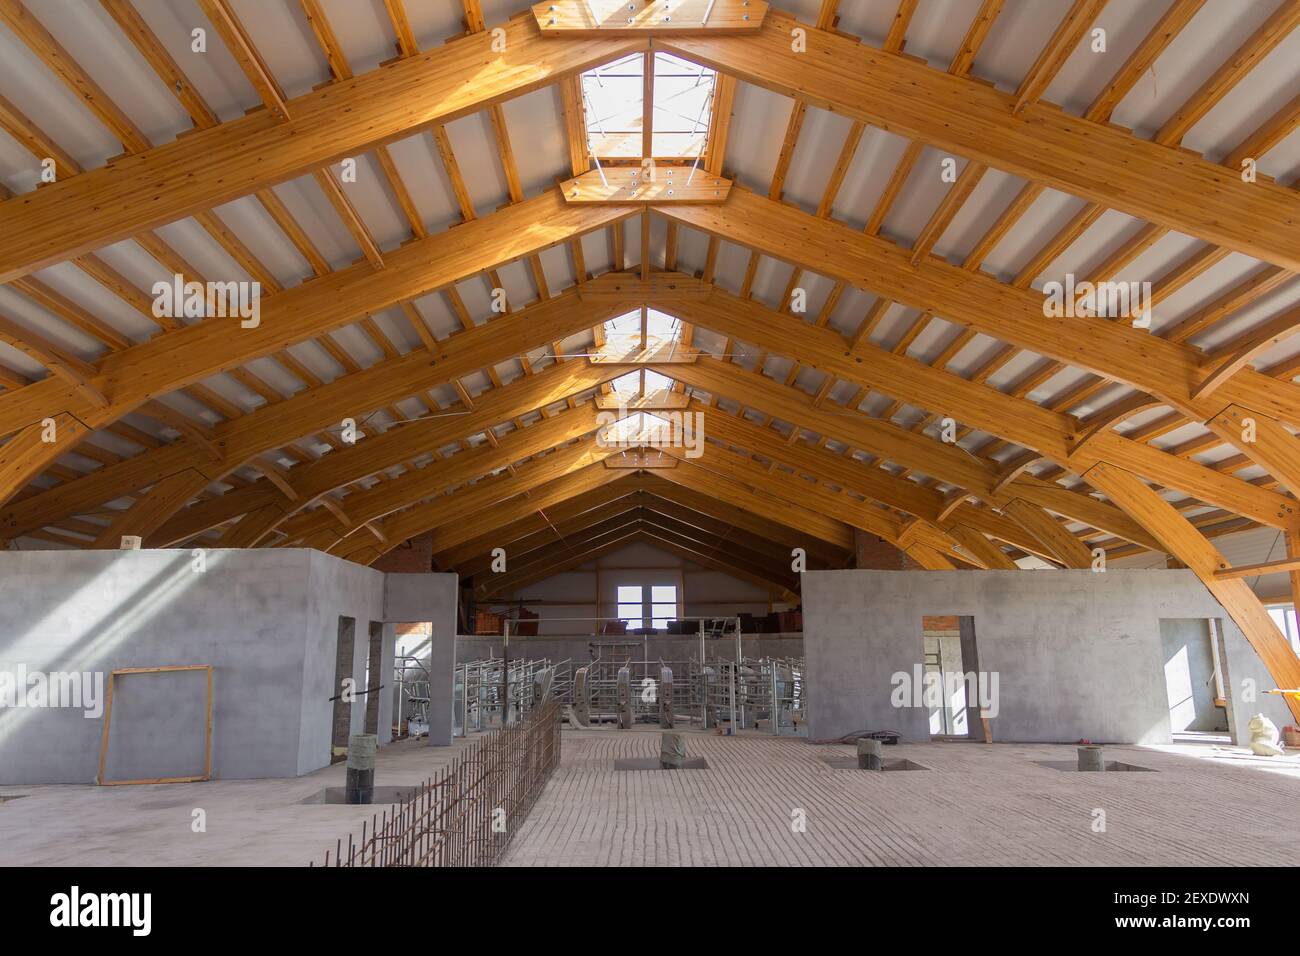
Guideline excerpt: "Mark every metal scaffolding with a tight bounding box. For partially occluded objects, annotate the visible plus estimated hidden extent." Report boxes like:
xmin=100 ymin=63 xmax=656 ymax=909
xmin=445 ymin=617 xmax=806 ymax=737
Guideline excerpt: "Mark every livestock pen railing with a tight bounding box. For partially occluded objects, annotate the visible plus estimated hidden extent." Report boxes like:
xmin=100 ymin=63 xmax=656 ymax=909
xmin=311 ymin=697 xmax=562 ymax=867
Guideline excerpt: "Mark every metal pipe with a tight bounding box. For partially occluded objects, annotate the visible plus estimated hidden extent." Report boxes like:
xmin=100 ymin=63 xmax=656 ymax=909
xmin=502 ymin=619 xmax=510 ymax=727
xmin=731 ymin=616 xmax=740 ymax=731
xmin=699 ymin=618 xmax=706 ymax=726
xmin=685 ymin=77 xmax=716 ymax=186
xmin=579 ymin=84 xmax=611 ymax=190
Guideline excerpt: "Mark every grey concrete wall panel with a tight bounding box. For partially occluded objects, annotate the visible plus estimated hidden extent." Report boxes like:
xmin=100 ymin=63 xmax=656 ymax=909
xmin=0 ymin=550 xmax=459 ymax=784
xmin=803 ymin=569 xmax=1292 ymax=744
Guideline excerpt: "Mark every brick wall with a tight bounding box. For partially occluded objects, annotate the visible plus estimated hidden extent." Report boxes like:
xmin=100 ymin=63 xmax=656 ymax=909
xmin=922 ymin=614 xmax=960 ymax=632
xmin=369 ymin=531 xmax=433 ymax=573
xmin=853 ymin=531 xmax=921 ymax=571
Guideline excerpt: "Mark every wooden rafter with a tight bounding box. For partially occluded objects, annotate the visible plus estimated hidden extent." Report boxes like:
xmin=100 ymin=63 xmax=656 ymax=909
xmin=1085 ymin=461 xmax=1300 ymax=723
xmin=0 ymin=286 xmax=642 ymax=539
xmin=654 ymin=11 xmax=1300 ymax=271
xmin=0 ymin=18 xmax=638 ymax=283
xmin=3 ymin=0 xmax=1299 ymax=608
xmin=0 ymin=195 xmax=636 ymax=503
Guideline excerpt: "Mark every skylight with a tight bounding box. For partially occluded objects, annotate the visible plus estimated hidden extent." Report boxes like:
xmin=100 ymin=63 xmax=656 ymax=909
xmin=601 ymin=308 xmax=683 ymax=349
xmin=650 ymin=54 xmax=714 ymax=158
xmin=610 ymin=370 xmax=642 ymax=395
xmin=601 ymin=410 xmax=672 ymax=444
xmin=610 ymin=368 xmax=675 ymax=396
xmin=642 ymin=369 xmax=673 ymax=392
xmin=580 ymin=53 xmax=716 ymax=160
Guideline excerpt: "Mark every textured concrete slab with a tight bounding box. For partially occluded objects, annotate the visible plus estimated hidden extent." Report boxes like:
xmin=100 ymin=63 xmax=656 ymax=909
xmin=614 ymin=756 xmax=710 ymax=770
xmin=0 ymin=735 xmax=478 ymax=866
xmin=502 ymin=730 xmax=1300 ymax=866
xmin=0 ymin=550 xmax=459 ymax=783
xmin=6 ymin=728 xmax=1297 ymax=867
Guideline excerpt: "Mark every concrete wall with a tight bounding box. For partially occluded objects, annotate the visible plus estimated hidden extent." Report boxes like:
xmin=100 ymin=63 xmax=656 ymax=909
xmin=0 ymin=549 xmax=457 ymax=784
xmin=297 ymin=551 xmax=389 ymax=774
xmin=484 ymin=541 xmax=785 ymax=636
xmin=385 ymin=572 xmax=458 ymax=745
xmin=803 ymin=569 xmax=1293 ymax=745
xmin=1159 ymin=618 xmax=1228 ymax=733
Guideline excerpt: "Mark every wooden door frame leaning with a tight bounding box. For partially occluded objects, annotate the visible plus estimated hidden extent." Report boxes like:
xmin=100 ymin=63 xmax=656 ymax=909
xmin=97 ymin=664 xmax=214 ymax=786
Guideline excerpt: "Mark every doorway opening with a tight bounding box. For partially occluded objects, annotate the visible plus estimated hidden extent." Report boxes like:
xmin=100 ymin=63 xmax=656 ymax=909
xmin=364 ymin=621 xmax=384 ymax=735
xmin=1159 ymin=618 xmax=1232 ymax=743
xmin=331 ymin=616 xmax=356 ymax=761
xmin=921 ymin=615 xmax=985 ymax=741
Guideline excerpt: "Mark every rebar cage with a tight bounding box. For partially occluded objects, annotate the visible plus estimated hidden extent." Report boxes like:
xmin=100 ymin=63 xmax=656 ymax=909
xmin=313 ymin=697 xmax=562 ymax=868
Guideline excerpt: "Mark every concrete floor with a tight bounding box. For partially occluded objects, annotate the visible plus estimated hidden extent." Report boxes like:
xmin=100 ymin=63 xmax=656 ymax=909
xmin=2 ymin=728 xmax=1297 ymax=866
xmin=0 ymin=735 xmax=479 ymax=866
xmin=503 ymin=728 xmax=1300 ymax=866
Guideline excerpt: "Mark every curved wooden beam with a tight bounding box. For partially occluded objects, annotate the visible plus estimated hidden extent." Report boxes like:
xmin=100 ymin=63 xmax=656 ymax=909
xmin=0 ymin=413 xmax=90 ymax=537
xmin=250 ymin=457 xmax=297 ymax=502
xmin=148 ymin=357 xmax=637 ymax=548
xmin=1084 ymin=460 xmax=1300 ymax=722
xmin=344 ymin=446 xmax=626 ymax=564
xmin=0 ymin=286 xmax=638 ymax=539
xmin=655 ymin=10 xmax=1300 ymax=271
xmin=657 ymin=192 xmax=1300 ymax=521
xmin=277 ymin=403 xmax=615 ymax=547
xmin=1204 ymin=404 xmax=1300 ymax=498
xmin=0 ymin=14 xmax=637 ymax=283
xmin=217 ymin=502 xmax=293 ymax=549
xmin=0 ymin=192 xmax=634 ymax=504
xmin=665 ymin=300 xmax=1197 ymax=545
xmin=1193 ymin=304 xmax=1300 ymax=401
xmin=991 ymin=452 xmax=1042 ymax=494
xmin=1069 ymin=392 xmax=1163 ymax=455
xmin=89 ymin=469 xmax=212 ymax=550
xmin=1000 ymin=498 xmax=1093 ymax=569
xmin=903 ymin=544 xmax=958 ymax=570
xmin=138 ymin=401 xmax=222 ymax=462
xmin=936 ymin=491 xmax=968 ymax=523
xmin=945 ymin=523 xmax=1019 ymax=570
xmin=897 ymin=518 xmax=975 ymax=568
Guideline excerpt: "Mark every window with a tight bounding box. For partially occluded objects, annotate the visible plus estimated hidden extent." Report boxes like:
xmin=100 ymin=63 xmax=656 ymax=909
xmin=1268 ymin=606 xmax=1300 ymax=654
xmin=617 ymin=585 xmax=643 ymax=628
xmin=651 ymin=585 xmax=678 ymax=630
xmin=580 ymin=53 xmax=716 ymax=161
xmin=610 ymin=368 xmax=674 ymax=398
xmin=581 ymin=52 xmax=644 ymax=159
xmin=614 ymin=583 xmax=677 ymax=629
xmin=650 ymin=54 xmax=714 ymax=158
xmin=601 ymin=308 xmax=682 ymax=354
